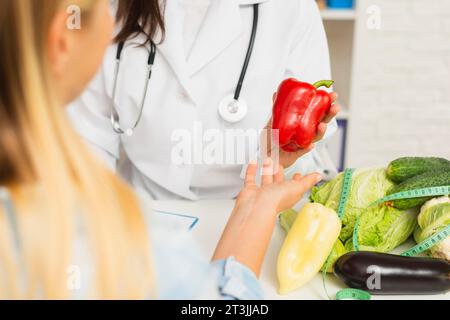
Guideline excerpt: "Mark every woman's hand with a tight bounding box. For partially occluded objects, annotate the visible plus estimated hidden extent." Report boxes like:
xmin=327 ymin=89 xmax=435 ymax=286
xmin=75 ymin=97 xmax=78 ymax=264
xmin=265 ymin=93 xmax=340 ymax=168
xmin=212 ymin=158 xmax=322 ymax=276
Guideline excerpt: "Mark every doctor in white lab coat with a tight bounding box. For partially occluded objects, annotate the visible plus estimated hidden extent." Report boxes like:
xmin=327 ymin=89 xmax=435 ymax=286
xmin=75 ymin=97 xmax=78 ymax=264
xmin=69 ymin=0 xmax=339 ymax=200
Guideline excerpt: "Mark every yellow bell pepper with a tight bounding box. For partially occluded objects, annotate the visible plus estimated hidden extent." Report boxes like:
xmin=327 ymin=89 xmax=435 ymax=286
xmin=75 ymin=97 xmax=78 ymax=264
xmin=277 ymin=203 xmax=341 ymax=295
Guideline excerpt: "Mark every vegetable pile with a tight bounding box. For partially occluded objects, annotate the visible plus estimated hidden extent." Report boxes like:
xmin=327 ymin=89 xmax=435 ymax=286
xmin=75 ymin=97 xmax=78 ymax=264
xmin=277 ymin=156 xmax=450 ymax=296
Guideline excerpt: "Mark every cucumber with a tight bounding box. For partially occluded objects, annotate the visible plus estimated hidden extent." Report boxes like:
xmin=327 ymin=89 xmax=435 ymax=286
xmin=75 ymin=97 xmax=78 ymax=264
xmin=388 ymin=168 xmax=450 ymax=210
xmin=387 ymin=157 xmax=450 ymax=183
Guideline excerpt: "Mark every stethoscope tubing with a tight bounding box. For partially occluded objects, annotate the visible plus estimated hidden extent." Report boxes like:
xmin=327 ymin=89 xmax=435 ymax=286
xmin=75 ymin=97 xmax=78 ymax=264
xmin=111 ymin=4 xmax=259 ymax=135
xmin=234 ymin=4 xmax=259 ymax=101
xmin=111 ymin=41 xmax=156 ymax=135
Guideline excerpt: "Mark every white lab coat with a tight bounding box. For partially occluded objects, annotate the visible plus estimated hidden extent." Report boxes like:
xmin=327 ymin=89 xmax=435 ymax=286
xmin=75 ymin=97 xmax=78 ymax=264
xmin=68 ymin=0 xmax=337 ymax=200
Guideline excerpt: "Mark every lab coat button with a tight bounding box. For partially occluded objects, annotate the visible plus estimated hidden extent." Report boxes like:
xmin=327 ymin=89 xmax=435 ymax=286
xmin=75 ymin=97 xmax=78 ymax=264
xmin=178 ymin=90 xmax=190 ymax=102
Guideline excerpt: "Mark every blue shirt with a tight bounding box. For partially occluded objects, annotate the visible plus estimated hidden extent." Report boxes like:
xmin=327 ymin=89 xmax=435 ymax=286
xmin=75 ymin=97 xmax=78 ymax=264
xmin=0 ymin=187 xmax=263 ymax=299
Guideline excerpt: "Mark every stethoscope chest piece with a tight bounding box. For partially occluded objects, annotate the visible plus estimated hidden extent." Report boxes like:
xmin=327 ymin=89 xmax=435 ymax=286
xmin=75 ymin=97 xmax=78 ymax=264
xmin=124 ymin=129 xmax=134 ymax=137
xmin=112 ymin=116 xmax=135 ymax=136
xmin=219 ymin=94 xmax=248 ymax=123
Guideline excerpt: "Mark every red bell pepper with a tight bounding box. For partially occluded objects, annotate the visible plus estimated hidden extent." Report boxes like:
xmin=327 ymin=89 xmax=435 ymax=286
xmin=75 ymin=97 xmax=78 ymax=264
xmin=272 ymin=78 xmax=334 ymax=152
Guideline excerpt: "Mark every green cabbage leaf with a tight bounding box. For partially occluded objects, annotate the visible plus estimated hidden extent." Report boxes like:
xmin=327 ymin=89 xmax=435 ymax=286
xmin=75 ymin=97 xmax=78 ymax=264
xmin=414 ymin=197 xmax=450 ymax=261
xmin=310 ymin=168 xmax=395 ymax=242
xmin=355 ymin=205 xmax=417 ymax=252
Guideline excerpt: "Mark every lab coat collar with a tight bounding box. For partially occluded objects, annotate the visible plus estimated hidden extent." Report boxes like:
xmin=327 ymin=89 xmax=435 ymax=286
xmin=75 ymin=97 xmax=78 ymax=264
xmin=125 ymin=0 xmax=271 ymax=105
xmin=187 ymin=0 xmax=270 ymax=77
xmin=151 ymin=0 xmax=196 ymax=104
xmin=127 ymin=0 xmax=195 ymax=102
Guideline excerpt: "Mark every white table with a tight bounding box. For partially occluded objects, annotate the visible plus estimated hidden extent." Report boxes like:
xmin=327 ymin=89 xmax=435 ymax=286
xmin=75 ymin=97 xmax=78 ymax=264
xmin=152 ymin=200 xmax=450 ymax=300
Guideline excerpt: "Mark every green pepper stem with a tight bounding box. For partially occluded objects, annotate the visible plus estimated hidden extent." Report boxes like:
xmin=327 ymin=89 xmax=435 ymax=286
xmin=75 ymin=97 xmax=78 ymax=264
xmin=313 ymin=80 xmax=335 ymax=89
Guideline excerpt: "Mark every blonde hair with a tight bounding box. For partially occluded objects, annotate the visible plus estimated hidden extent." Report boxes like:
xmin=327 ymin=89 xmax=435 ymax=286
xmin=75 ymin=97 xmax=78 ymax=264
xmin=0 ymin=0 xmax=154 ymax=299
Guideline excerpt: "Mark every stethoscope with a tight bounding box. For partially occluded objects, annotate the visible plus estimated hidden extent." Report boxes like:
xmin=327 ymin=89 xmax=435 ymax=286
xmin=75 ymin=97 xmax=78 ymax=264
xmin=111 ymin=4 xmax=259 ymax=136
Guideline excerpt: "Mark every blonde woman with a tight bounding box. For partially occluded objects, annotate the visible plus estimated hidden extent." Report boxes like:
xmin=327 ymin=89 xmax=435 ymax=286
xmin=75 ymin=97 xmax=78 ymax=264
xmin=0 ymin=0 xmax=321 ymax=299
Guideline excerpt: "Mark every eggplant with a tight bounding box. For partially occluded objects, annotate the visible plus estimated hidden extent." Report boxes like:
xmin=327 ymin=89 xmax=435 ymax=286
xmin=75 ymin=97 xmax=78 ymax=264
xmin=334 ymin=251 xmax=450 ymax=295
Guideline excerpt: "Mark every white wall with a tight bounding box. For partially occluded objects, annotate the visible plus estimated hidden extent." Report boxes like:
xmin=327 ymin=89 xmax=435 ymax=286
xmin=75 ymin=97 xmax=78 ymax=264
xmin=347 ymin=0 xmax=450 ymax=168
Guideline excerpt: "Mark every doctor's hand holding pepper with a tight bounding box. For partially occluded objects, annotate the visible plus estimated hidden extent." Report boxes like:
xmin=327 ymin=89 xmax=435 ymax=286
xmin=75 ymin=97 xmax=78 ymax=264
xmin=266 ymin=88 xmax=339 ymax=169
xmin=69 ymin=0 xmax=339 ymax=200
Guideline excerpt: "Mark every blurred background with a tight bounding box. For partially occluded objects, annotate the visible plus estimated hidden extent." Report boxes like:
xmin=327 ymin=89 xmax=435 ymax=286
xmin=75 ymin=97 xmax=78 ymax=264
xmin=318 ymin=0 xmax=450 ymax=170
